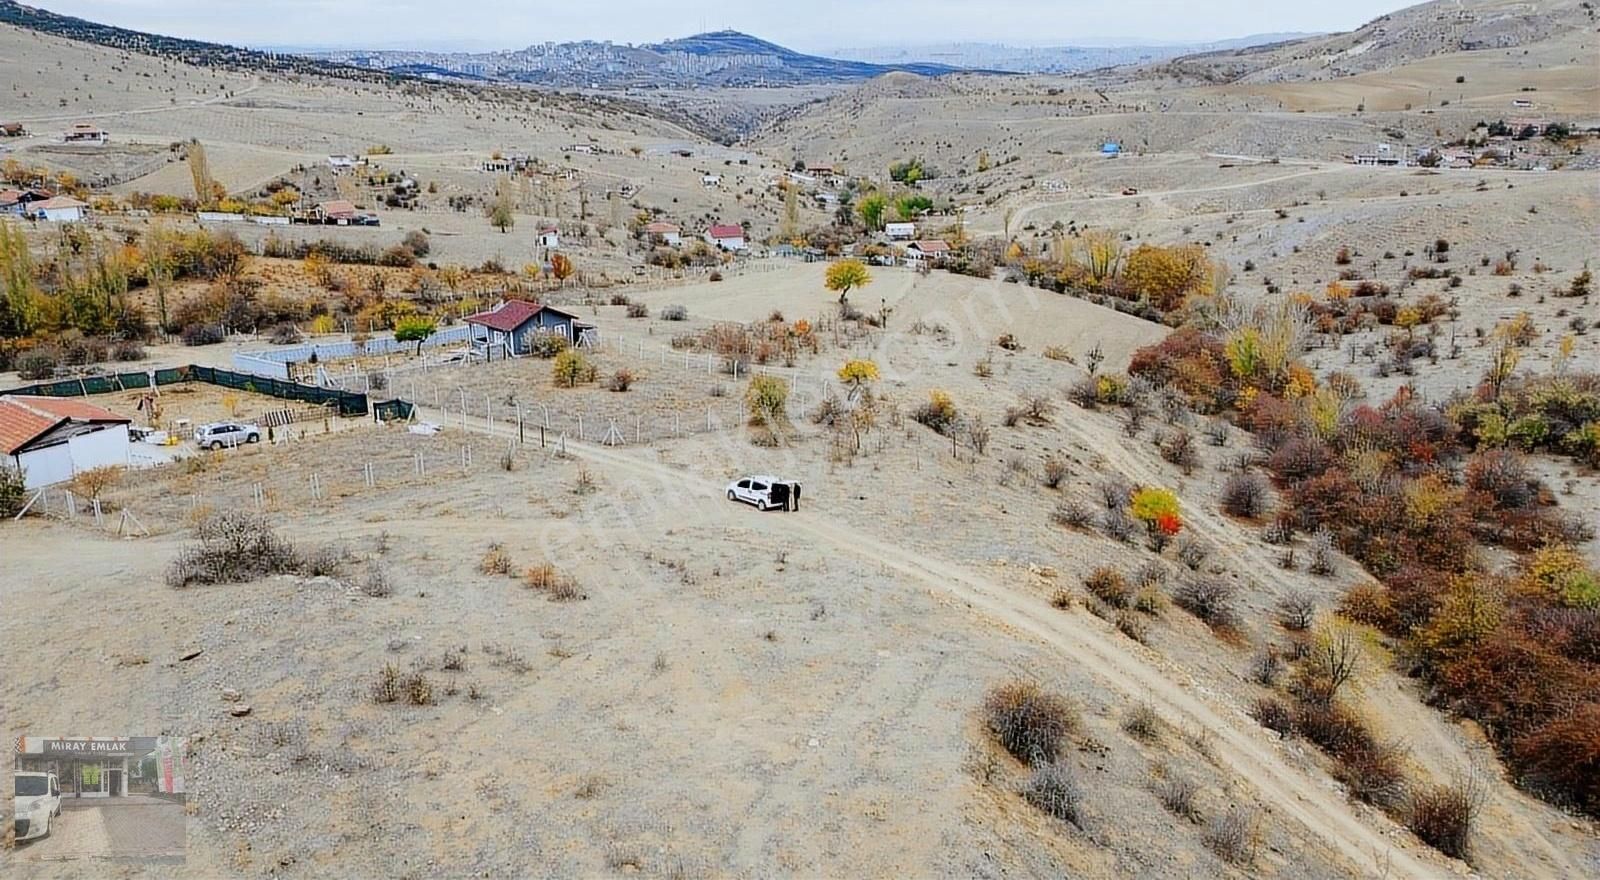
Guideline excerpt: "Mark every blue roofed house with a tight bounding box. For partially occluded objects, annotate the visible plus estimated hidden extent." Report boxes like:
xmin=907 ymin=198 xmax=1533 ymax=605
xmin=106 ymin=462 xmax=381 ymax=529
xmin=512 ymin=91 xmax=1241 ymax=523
xmin=1100 ymin=142 xmax=1122 ymax=158
xmin=464 ymin=300 xmax=595 ymax=358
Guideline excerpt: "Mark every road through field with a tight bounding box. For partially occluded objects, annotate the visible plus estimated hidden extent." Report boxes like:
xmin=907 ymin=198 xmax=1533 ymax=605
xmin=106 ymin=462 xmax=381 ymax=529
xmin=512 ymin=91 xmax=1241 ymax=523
xmin=419 ymin=404 xmax=1448 ymax=879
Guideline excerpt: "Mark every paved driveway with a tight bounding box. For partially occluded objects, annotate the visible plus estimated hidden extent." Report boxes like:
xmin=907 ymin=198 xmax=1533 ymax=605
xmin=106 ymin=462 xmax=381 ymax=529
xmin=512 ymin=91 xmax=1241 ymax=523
xmin=14 ymin=797 xmax=185 ymax=864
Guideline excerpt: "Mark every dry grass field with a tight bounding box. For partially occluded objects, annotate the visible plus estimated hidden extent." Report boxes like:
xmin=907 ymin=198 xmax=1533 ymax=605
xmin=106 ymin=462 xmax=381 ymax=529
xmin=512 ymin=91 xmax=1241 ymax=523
xmin=3 ymin=0 xmax=1599 ymax=876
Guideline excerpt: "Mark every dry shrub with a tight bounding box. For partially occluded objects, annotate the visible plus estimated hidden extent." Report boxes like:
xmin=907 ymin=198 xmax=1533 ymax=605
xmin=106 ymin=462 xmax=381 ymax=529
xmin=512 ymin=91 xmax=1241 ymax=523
xmin=1203 ymin=807 xmax=1261 ymax=866
xmin=1407 ymin=775 xmax=1483 ymax=860
xmin=1277 ymin=590 xmax=1317 ymax=631
xmin=1042 ymin=456 xmax=1069 ymax=488
xmin=479 ymin=543 xmax=513 ymax=575
xmin=607 ymin=368 xmax=637 ymax=392
xmin=1156 ymin=771 xmax=1202 ymax=822
xmin=984 ymin=681 xmax=1078 ymax=765
xmin=1101 ymin=507 xmax=1136 ymax=543
xmin=1122 ymin=702 xmax=1160 ymax=741
xmin=1221 ymin=471 xmax=1269 ymax=518
xmin=1084 ymin=566 xmax=1132 ymax=608
xmin=166 ymin=511 xmax=301 ymax=587
xmin=1332 ymin=738 xmax=1411 ymax=809
xmin=524 ymin=562 xmax=583 ymax=601
xmin=404 ymin=671 xmax=434 ymax=706
xmin=1174 ymin=577 xmax=1239 ymax=631
xmin=1021 ymin=762 xmax=1082 ymax=825
xmin=360 ymin=565 xmax=393 ymax=598
xmin=1159 ymin=428 xmax=1199 ymax=473
xmin=1051 ymin=498 xmax=1093 ymax=529
xmin=1177 ymin=536 xmax=1209 ymax=571
xmin=372 ymin=663 xmax=402 ymax=703
xmin=1116 ymin=611 xmax=1149 ymax=643
xmin=1251 ymin=697 xmax=1295 ymax=737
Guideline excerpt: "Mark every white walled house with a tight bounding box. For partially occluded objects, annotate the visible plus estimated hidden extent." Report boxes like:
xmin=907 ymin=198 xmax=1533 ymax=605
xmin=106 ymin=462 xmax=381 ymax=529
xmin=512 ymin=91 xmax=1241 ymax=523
xmin=705 ymin=223 xmax=746 ymax=251
xmin=537 ymin=226 xmax=561 ymax=249
xmin=32 ymin=197 xmax=90 ymax=222
xmin=643 ymin=221 xmax=681 ymax=246
xmin=885 ymin=222 xmax=916 ymax=241
xmin=0 ymin=396 xmax=131 ymax=490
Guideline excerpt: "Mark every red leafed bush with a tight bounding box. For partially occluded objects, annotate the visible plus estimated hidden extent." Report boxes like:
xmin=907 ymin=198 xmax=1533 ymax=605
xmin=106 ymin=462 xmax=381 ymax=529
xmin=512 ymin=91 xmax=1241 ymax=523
xmin=1512 ymin=703 xmax=1600 ymax=815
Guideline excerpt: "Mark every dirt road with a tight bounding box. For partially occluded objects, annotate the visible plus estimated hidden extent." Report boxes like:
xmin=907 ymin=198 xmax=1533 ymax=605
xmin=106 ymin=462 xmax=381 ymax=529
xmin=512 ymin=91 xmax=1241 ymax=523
xmin=418 ymin=405 xmax=1448 ymax=879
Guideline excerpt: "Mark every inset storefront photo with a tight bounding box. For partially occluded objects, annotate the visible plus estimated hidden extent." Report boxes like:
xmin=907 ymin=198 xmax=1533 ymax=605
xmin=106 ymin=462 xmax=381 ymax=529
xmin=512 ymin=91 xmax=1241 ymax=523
xmin=11 ymin=735 xmax=188 ymax=864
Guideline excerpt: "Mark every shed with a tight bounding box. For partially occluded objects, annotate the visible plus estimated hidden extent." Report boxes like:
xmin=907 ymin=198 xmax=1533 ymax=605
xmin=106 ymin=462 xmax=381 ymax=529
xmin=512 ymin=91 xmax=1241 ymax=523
xmin=537 ymin=226 xmax=561 ymax=249
xmin=1 ymin=396 xmax=131 ymax=489
xmin=1100 ymin=142 xmax=1122 ymax=157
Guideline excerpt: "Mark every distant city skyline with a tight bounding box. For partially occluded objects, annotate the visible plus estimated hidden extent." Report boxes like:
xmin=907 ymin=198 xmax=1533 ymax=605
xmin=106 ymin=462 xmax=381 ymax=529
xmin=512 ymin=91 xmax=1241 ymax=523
xmin=27 ymin=0 xmax=1410 ymax=54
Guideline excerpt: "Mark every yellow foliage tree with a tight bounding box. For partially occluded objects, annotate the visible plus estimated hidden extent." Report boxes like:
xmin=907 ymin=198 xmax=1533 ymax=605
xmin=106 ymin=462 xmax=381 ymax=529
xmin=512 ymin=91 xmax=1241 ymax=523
xmin=825 ymin=258 xmax=872 ymax=304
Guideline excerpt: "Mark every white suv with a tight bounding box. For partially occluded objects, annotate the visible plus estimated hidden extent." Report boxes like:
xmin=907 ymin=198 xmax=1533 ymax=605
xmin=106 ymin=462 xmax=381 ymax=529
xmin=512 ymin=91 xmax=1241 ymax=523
xmin=194 ymin=421 xmax=261 ymax=449
xmin=13 ymin=771 xmax=61 ymax=842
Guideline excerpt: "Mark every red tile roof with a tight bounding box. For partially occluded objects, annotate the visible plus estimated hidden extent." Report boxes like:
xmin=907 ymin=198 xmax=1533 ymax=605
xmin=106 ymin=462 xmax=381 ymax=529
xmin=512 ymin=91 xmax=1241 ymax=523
xmin=464 ymin=300 xmax=544 ymax=333
xmin=707 ymin=224 xmax=743 ymax=239
xmin=317 ymin=199 xmax=359 ymax=217
xmin=911 ymin=239 xmax=951 ymax=253
xmin=0 ymin=396 xmax=128 ymax=455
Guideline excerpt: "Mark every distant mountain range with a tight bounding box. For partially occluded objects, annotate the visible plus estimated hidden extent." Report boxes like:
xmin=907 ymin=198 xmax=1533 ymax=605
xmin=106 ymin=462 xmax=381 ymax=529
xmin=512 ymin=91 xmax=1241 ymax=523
xmin=295 ymin=30 xmax=978 ymax=88
xmin=824 ymin=34 xmax=1317 ymax=74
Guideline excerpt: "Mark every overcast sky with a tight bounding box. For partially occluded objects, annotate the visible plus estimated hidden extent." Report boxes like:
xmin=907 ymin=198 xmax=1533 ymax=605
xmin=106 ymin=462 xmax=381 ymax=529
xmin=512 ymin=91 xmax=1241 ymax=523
xmin=34 ymin=1 xmax=1411 ymax=52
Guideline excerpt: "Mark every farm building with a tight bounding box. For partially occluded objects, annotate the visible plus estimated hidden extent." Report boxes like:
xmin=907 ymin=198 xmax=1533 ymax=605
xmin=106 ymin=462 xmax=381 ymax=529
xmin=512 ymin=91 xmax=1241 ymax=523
xmin=31 ymin=196 xmax=90 ymax=222
xmin=643 ymin=221 xmax=681 ymax=245
xmin=63 ymin=123 xmax=109 ymax=145
xmin=1 ymin=396 xmax=131 ymax=489
xmin=885 ymin=221 xmax=915 ymax=241
xmin=537 ymin=226 xmax=561 ymax=249
xmin=464 ymin=300 xmax=594 ymax=358
xmin=314 ymin=199 xmax=378 ymax=226
xmin=705 ymin=223 xmax=746 ymax=251
xmin=0 ymin=188 xmax=51 ymax=216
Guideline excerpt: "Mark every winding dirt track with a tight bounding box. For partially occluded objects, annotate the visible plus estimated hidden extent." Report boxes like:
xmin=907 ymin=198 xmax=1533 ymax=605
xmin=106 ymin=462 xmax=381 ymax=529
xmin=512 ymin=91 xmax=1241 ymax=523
xmin=422 ymin=405 xmax=1446 ymax=879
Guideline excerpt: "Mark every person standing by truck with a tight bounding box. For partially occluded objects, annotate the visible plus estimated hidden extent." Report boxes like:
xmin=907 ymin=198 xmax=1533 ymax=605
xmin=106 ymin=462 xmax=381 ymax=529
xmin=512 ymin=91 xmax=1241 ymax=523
xmin=791 ymin=482 xmax=801 ymax=511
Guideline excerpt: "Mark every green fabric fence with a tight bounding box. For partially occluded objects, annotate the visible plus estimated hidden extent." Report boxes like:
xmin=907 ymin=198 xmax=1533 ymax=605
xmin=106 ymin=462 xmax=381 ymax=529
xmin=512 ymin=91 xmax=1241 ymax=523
xmin=2 ymin=365 xmax=367 ymax=416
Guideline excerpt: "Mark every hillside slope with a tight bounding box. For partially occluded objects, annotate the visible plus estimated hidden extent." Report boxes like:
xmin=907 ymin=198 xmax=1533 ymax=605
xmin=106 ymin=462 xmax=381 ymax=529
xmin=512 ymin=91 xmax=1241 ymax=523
xmin=1164 ymin=0 xmax=1596 ymax=83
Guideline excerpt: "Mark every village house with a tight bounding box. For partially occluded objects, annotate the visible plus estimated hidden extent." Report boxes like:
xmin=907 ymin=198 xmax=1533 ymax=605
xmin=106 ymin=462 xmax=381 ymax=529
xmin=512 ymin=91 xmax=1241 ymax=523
xmin=537 ymin=226 xmax=561 ymax=249
xmin=482 ymin=154 xmax=533 ymax=173
xmin=1353 ymin=143 xmax=1407 ymax=167
xmin=564 ymin=143 xmax=597 ymax=154
xmin=884 ymin=221 xmax=916 ymax=241
xmin=904 ymin=239 xmax=951 ymax=267
xmin=0 ymin=188 xmax=51 ymax=216
xmin=705 ymin=223 xmax=746 ymax=251
xmin=701 ymin=173 xmax=722 ymax=187
xmin=62 ymin=123 xmax=109 ymax=145
xmin=1100 ymin=142 xmax=1122 ymax=158
xmin=314 ymin=199 xmax=378 ymax=226
xmin=1508 ymin=117 xmax=1547 ymax=136
xmin=643 ymin=221 xmax=681 ymax=246
xmin=464 ymin=300 xmax=594 ymax=358
xmin=806 ymin=165 xmax=843 ymax=187
xmin=0 ymin=122 xmax=26 ymax=137
xmin=31 ymin=196 xmax=90 ymax=222
xmin=0 ymin=396 xmax=131 ymax=490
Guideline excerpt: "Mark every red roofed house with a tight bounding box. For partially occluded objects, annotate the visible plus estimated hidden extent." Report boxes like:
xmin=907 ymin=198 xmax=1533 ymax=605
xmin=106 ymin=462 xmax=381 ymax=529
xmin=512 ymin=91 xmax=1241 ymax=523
xmin=904 ymin=239 xmax=951 ymax=268
xmin=536 ymin=225 xmax=561 ymax=249
xmin=705 ymin=223 xmax=746 ymax=251
xmin=0 ymin=188 xmax=52 ymax=217
xmin=0 ymin=395 xmax=131 ymax=489
xmin=464 ymin=300 xmax=594 ymax=358
xmin=315 ymin=199 xmax=377 ymax=226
